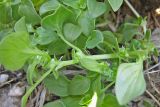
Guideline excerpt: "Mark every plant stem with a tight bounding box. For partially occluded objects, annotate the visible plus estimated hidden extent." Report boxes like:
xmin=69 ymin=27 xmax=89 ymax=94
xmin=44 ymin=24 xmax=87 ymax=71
xmin=101 ymin=81 xmax=115 ymax=93
xmin=55 ymin=60 xmax=79 ymax=71
xmin=85 ymin=53 xmax=118 ymax=60
xmin=85 ymin=50 xmax=147 ymax=60
xmin=58 ymin=33 xmax=81 ymax=52
xmin=124 ymin=0 xmax=140 ymax=18
xmin=21 ymin=59 xmax=78 ymax=107
xmin=21 ymin=68 xmax=54 ymax=107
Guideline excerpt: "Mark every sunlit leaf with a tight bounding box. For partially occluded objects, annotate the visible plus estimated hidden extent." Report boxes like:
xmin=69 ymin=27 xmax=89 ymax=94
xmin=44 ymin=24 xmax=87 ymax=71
xmin=0 ymin=32 xmax=41 ymax=71
xmin=88 ymin=92 xmax=98 ymax=107
xmin=115 ymin=61 xmax=146 ymax=105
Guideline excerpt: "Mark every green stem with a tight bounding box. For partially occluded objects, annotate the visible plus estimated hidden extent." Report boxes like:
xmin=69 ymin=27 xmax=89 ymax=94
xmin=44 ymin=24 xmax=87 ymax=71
xmin=85 ymin=50 xmax=147 ymax=60
xmin=101 ymin=81 xmax=115 ymax=93
xmin=85 ymin=53 xmax=118 ymax=60
xmin=21 ymin=59 xmax=78 ymax=107
xmin=21 ymin=68 xmax=54 ymax=107
xmin=124 ymin=0 xmax=140 ymax=18
xmin=55 ymin=60 xmax=79 ymax=71
xmin=58 ymin=33 xmax=81 ymax=52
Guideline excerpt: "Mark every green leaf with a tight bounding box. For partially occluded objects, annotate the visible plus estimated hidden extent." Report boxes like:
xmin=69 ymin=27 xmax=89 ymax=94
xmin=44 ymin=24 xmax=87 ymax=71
xmin=69 ymin=75 xmax=90 ymax=95
xmin=12 ymin=3 xmax=21 ymax=20
xmin=117 ymin=23 xmax=140 ymax=42
xmin=62 ymin=96 xmax=82 ymax=107
xmin=143 ymin=99 xmax=154 ymax=107
xmin=62 ymin=0 xmax=80 ymax=9
xmin=80 ymin=58 xmax=101 ymax=72
xmin=39 ymin=0 xmax=59 ymax=15
xmin=47 ymin=39 xmax=68 ymax=55
xmin=0 ymin=2 xmax=12 ymax=24
xmin=14 ymin=17 xmax=28 ymax=32
xmin=43 ymin=100 xmax=65 ymax=107
xmin=18 ymin=0 xmax=41 ymax=25
xmin=11 ymin=0 xmax=21 ymax=5
xmin=87 ymin=0 xmax=107 ymax=18
xmin=79 ymin=94 xmax=91 ymax=105
xmin=88 ymin=92 xmax=98 ymax=107
xmin=90 ymin=75 xmax=101 ymax=95
xmin=42 ymin=5 xmax=75 ymax=31
xmin=86 ymin=30 xmax=103 ymax=49
xmin=44 ymin=75 xmax=70 ymax=97
xmin=0 ymin=32 xmax=41 ymax=71
xmin=63 ymin=23 xmax=82 ymax=42
xmin=26 ymin=57 xmax=41 ymax=85
xmin=34 ymin=27 xmax=58 ymax=45
xmin=78 ymin=11 xmax=95 ymax=36
xmin=108 ymin=0 xmax=123 ymax=12
xmin=103 ymin=31 xmax=119 ymax=51
xmin=0 ymin=28 xmax=13 ymax=41
xmin=79 ymin=0 xmax=87 ymax=9
xmin=74 ymin=34 xmax=88 ymax=49
xmin=101 ymin=94 xmax=124 ymax=107
xmin=80 ymin=57 xmax=109 ymax=76
xmin=32 ymin=0 xmax=46 ymax=9
xmin=115 ymin=61 xmax=146 ymax=105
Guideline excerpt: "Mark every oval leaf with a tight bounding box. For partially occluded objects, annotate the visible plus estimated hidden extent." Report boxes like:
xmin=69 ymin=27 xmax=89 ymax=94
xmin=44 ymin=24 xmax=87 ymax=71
xmin=86 ymin=30 xmax=103 ymax=49
xmin=69 ymin=75 xmax=90 ymax=95
xmin=101 ymin=94 xmax=124 ymax=107
xmin=63 ymin=23 xmax=81 ymax=42
xmin=44 ymin=100 xmax=65 ymax=107
xmin=87 ymin=0 xmax=107 ymax=18
xmin=0 ymin=2 xmax=12 ymax=24
xmin=44 ymin=75 xmax=69 ymax=97
xmin=18 ymin=0 xmax=41 ymax=25
xmin=14 ymin=17 xmax=27 ymax=32
xmin=62 ymin=0 xmax=80 ymax=9
xmin=62 ymin=96 xmax=82 ymax=107
xmin=108 ymin=0 xmax=123 ymax=12
xmin=34 ymin=27 xmax=58 ymax=45
xmin=42 ymin=5 xmax=75 ymax=31
xmin=78 ymin=11 xmax=95 ymax=36
xmin=80 ymin=57 xmax=110 ymax=76
xmin=0 ymin=32 xmax=41 ymax=71
xmin=39 ymin=0 xmax=59 ymax=15
xmin=115 ymin=62 xmax=146 ymax=105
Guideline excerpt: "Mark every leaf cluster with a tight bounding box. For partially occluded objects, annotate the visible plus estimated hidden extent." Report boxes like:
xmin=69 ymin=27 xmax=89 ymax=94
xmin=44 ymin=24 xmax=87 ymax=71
xmin=0 ymin=0 xmax=158 ymax=107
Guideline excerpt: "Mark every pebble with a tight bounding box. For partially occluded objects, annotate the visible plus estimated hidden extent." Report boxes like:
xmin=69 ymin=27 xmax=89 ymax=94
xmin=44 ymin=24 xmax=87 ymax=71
xmin=8 ymin=85 xmax=25 ymax=97
xmin=152 ymin=28 xmax=160 ymax=50
xmin=0 ymin=74 xmax=9 ymax=84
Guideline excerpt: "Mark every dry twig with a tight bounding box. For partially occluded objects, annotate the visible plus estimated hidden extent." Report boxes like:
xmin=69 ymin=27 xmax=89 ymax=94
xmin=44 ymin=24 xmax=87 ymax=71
xmin=146 ymin=90 xmax=160 ymax=106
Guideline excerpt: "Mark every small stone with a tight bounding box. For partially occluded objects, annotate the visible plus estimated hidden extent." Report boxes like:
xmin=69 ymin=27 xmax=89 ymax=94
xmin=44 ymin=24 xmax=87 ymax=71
xmin=0 ymin=74 xmax=9 ymax=83
xmin=8 ymin=85 xmax=25 ymax=97
xmin=152 ymin=28 xmax=160 ymax=50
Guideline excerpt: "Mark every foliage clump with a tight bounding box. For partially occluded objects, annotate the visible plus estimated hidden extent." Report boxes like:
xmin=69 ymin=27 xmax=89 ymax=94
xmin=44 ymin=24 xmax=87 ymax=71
xmin=0 ymin=0 xmax=158 ymax=107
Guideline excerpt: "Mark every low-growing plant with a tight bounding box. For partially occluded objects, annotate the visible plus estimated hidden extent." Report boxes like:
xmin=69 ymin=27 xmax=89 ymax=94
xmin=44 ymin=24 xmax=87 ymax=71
xmin=0 ymin=0 xmax=158 ymax=107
